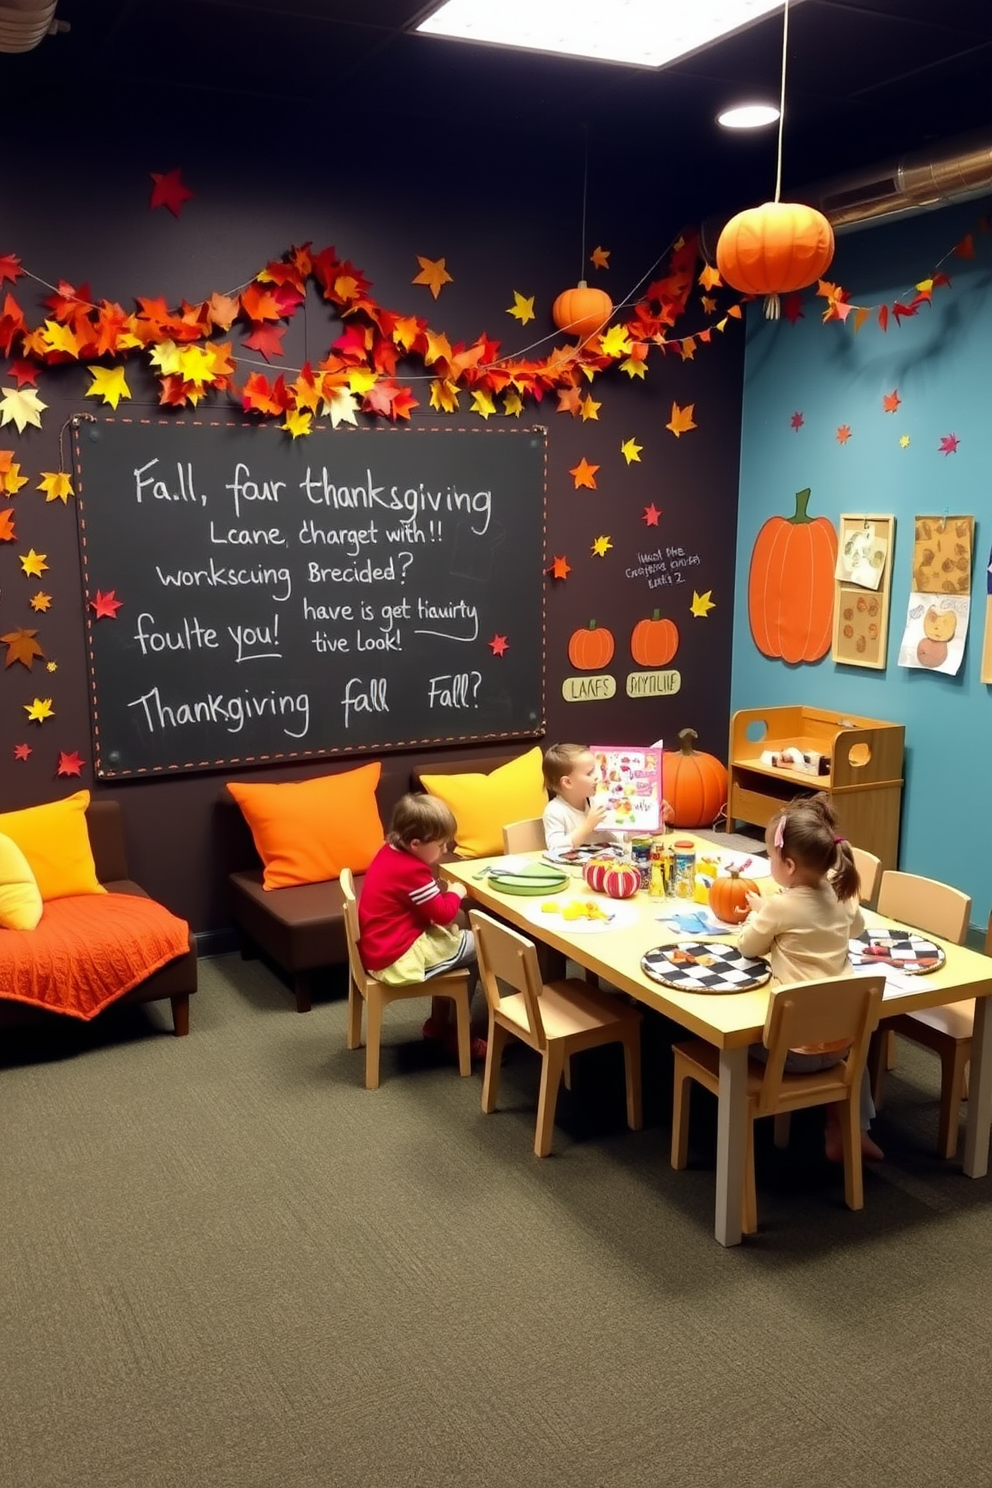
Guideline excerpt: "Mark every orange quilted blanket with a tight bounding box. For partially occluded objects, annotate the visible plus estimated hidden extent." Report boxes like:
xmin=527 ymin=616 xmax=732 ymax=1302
xmin=0 ymin=892 xmax=190 ymax=1020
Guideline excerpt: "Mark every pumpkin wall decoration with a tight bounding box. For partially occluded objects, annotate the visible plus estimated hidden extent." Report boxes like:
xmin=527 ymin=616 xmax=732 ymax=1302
xmin=709 ymin=869 xmax=759 ymax=925
xmin=663 ymin=728 xmax=728 ymax=829
xmin=552 ymin=280 xmax=613 ymax=343
xmin=630 ymin=610 xmax=679 ymax=667
xmin=715 ymin=201 xmax=835 ymax=320
xmin=567 ymin=619 xmax=615 ymax=672
xmin=748 ymin=487 xmax=838 ymax=663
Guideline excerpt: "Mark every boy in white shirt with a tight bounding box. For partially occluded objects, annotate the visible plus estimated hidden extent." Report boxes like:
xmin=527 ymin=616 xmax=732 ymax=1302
xmin=542 ymin=742 xmax=673 ymax=853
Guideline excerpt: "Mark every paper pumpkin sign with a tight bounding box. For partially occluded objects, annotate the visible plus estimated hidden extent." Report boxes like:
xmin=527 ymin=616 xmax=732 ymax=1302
xmin=748 ymin=488 xmax=838 ymax=663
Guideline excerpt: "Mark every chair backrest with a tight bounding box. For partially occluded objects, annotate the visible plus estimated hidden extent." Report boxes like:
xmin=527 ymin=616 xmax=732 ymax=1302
xmin=757 ymin=974 xmax=885 ymax=1115
xmin=850 ymin=846 xmax=881 ymax=908
xmin=502 ymin=817 xmax=546 ymax=854
xmin=876 ymin=871 xmax=971 ymax=944
xmin=339 ymin=867 xmax=372 ymax=995
xmin=468 ymin=909 xmax=547 ymax=1048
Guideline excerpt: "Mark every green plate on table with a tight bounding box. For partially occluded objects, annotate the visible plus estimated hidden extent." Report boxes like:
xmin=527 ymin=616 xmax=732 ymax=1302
xmin=486 ymin=861 xmax=570 ymax=896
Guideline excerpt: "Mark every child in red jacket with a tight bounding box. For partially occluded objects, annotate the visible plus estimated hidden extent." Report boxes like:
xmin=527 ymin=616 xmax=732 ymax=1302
xmin=358 ymin=793 xmax=484 ymax=1059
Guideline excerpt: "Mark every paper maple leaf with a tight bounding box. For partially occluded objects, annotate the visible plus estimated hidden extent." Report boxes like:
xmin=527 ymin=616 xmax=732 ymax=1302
xmin=149 ymin=168 xmax=194 ymax=217
xmin=321 ymin=386 xmax=359 ymax=428
xmin=939 ymin=433 xmax=960 ymax=455
xmin=836 ymin=425 xmax=852 ymax=445
xmin=580 ymin=395 xmax=600 ymax=422
xmin=363 ymin=381 xmax=417 ymax=421
xmin=412 ymin=256 xmax=453 ymax=300
xmin=591 ymin=535 xmax=613 ymax=557
xmin=20 ymin=548 xmax=47 ymax=577
xmin=589 ymin=246 xmax=610 ymax=270
xmin=242 ymin=323 xmax=286 ymax=361
xmin=86 ymin=365 xmax=132 ymax=408
xmin=38 ymin=471 xmax=75 ymax=503
xmin=569 ymin=458 xmax=599 ymax=490
xmin=57 ymin=749 xmax=84 ymax=778
xmin=470 ymin=389 xmax=496 ymax=420
xmin=557 ymin=388 xmax=582 ymax=417
xmin=429 ymin=379 xmax=460 ymax=415
xmin=488 ymin=634 xmax=509 ymax=657
xmin=666 ymin=401 xmax=696 ymax=438
xmin=13 ymin=742 xmax=31 ymax=761
xmin=0 ymin=459 xmax=27 ymax=494
xmin=281 ymin=409 xmax=312 ymax=439
xmin=598 ymin=325 xmax=631 ymax=358
xmin=507 ymin=291 xmax=535 ymax=325
xmin=698 ymin=263 xmax=722 ymax=291
xmin=548 ymin=555 xmax=571 ymax=580
xmin=89 ymin=589 xmax=124 ymax=619
xmin=620 ymin=438 xmax=642 ymax=465
xmin=882 ymin=389 xmax=901 ymax=413
xmin=503 ymin=389 xmax=524 ymax=418
xmin=30 ymin=591 xmax=52 ymax=612
xmin=0 ymin=252 xmax=23 ymax=284
xmin=642 ymin=504 xmax=662 ymax=527
xmin=690 ymin=590 xmax=716 ymax=618
xmin=2 ymin=627 xmax=44 ymax=668
xmin=0 ymin=385 xmax=47 ymax=432
xmin=0 ymin=508 xmax=15 ymax=542
xmin=790 ymin=411 xmax=805 ymax=432
xmin=24 ymin=697 xmax=54 ymax=723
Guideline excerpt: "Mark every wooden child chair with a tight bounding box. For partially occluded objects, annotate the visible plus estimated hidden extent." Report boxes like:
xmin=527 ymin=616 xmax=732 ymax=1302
xmin=468 ymin=908 xmax=643 ymax=1157
xmin=502 ymin=818 xmax=546 ymax=854
xmin=340 ymin=868 xmax=473 ymax=1090
xmin=851 ymin=846 xmax=882 ymax=908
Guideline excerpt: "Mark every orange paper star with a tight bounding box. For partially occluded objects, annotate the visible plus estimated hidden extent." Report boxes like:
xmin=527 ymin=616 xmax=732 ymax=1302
xmin=57 ymin=749 xmax=85 ymax=778
xmin=548 ymin=555 xmax=571 ymax=580
xmin=836 ymin=424 xmax=852 ymax=444
xmin=489 ymin=634 xmax=509 ymax=657
xmin=698 ymin=263 xmax=722 ymax=290
xmin=30 ymin=591 xmax=52 ymax=612
xmin=412 ymin=256 xmax=453 ymax=300
xmin=589 ymin=246 xmax=610 ymax=270
xmin=569 ymin=458 xmax=599 ymax=490
xmin=666 ymin=401 xmax=696 ymax=438
xmin=882 ymin=389 xmax=901 ymax=413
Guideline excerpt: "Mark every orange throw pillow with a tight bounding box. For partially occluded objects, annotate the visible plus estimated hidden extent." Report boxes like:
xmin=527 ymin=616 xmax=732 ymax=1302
xmin=227 ymin=763 xmax=384 ymax=890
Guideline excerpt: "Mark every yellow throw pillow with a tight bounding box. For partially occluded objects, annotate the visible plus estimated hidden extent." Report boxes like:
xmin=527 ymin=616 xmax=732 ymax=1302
xmin=0 ymin=790 xmax=105 ymax=902
xmin=227 ymin=762 xmax=384 ymax=890
xmin=0 ymin=832 xmax=44 ymax=930
xmin=419 ymin=747 xmax=547 ymax=859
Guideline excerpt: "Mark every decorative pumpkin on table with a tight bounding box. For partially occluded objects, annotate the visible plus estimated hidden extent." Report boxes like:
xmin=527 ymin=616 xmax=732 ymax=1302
xmin=567 ymin=619 xmax=614 ymax=671
xmin=596 ymin=862 xmax=641 ymax=901
xmin=709 ymin=868 xmax=759 ymax=925
xmin=748 ymin=487 xmax=838 ymax=663
xmin=663 ymin=729 xmax=728 ymax=829
xmin=715 ymin=200 xmax=834 ymax=320
xmin=552 ymin=280 xmax=613 ymax=343
xmin=630 ymin=610 xmax=679 ymax=667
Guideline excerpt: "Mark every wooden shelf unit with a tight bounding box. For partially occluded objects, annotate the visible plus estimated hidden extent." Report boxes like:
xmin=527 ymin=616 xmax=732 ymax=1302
xmin=728 ymin=705 xmax=904 ymax=871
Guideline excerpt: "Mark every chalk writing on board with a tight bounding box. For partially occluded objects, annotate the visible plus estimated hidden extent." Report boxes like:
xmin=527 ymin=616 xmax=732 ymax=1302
xmin=624 ymin=545 xmax=701 ymax=590
xmin=74 ymin=422 xmax=546 ymax=777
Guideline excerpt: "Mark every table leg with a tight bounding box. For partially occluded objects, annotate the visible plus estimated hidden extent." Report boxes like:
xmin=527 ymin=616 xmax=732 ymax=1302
xmin=715 ymin=1045 xmax=749 ymax=1246
xmin=962 ymin=994 xmax=992 ymax=1178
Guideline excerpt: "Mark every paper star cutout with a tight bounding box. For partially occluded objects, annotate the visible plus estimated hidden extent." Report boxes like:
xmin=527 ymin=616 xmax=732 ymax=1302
xmin=86 ymin=366 xmax=132 ymax=409
xmin=470 ymin=389 xmax=496 ymax=420
xmin=698 ymin=263 xmax=722 ymax=290
xmin=2 ymin=626 xmax=44 ymax=668
xmin=412 ymin=255 xmax=453 ymax=300
xmin=30 ymin=591 xmax=52 ymax=612
xmin=557 ymin=388 xmax=582 ymax=416
xmin=489 ymin=634 xmax=509 ymax=657
xmin=24 ymin=697 xmax=54 ymax=723
xmin=580 ymin=395 xmax=601 ymax=422
xmin=569 ymin=457 xmax=599 ymax=490
xmin=899 ymin=434 xmax=911 ymax=449
xmin=882 ymin=389 xmax=901 ymax=413
xmin=507 ymin=291 xmax=535 ymax=325
xmin=57 ymin=750 xmax=85 ymax=778
xmin=590 ymin=246 xmax=610 ymax=270
xmin=0 ymin=508 xmax=14 ymax=541
xmin=790 ymin=411 xmax=805 ymax=432
xmin=700 ymin=295 xmax=718 ymax=315
xmin=642 ymin=504 xmax=662 ymax=527
xmin=502 ymin=389 xmax=524 ymax=418
xmin=836 ymin=424 xmax=852 ymax=445
xmin=690 ymin=590 xmax=716 ymax=618
xmin=666 ymin=401 xmax=696 ymax=438
xmin=13 ymin=742 xmax=31 ymax=761
xmin=939 ymin=433 xmax=960 ymax=455
xmin=38 ymin=470 xmax=75 ymax=504
xmin=620 ymin=438 xmax=642 ymax=465
xmin=89 ymin=589 xmax=124 ymax=619
xmin=20 ymin=548 xmax=48 ymax=577
xmin=548 ymin=555 xmax=571 ymax=580
xmin=0 ymin=385 xmax=47 ymax=432
xmin=149 ymin=168 xmax=194 ymax=217
xmin=591 ymin=535 xmax=613 ymax=558
xmin=46 ymin=660 xmax=57 ymax=672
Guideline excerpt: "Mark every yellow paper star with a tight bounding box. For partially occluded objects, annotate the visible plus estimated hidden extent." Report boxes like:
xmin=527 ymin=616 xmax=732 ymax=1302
xmin=38 ymin=471 xmax=75 ymax=504
xmin=591 ymin=535 xmax=613 ymax=558
xmin=690 ymin=589 xmax=716 ymax=618
xmin=899 ymin=434 xmax=911 ymax=448
xmin=412 ymin=255 xmax=453 ymax=300
xmin=620 ymin=438 xmax=642 ymax=465
xmin=698 ymin=263 xmax=722 ymax=290
xmin=580 ymin=394 xmax=601 ymax=422
xmin=471 ymin=389 xmax=496 ymax=420
xmin=503 ymin=389 xmax=524 ymax=418
xmin=46 ymin=660 xmax=58 ymax=672
xmin=598 ymin=324 xmax=632 ymax=358
xmin=24 ymin=696 xmax=54 ymax=723
xmin=0 ymin=385 xmax=47 ymax=432
xmin=282 ymin=409 xmax=313 ymax=438
xmin=20 ymin=548 xmax=48 ymax=577
xmin=30 ymin=591 xmax=52 ymax=612
xmin=590 ymin=246 xmax=610 ymax=270
xmin=507 ymin=291 xmax=536 ymax=325
xmin=86 ymin=365 xmax=131 ymax=409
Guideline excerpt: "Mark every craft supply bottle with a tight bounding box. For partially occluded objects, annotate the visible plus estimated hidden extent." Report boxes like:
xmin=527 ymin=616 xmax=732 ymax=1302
xmin=631 ymin=835 xmax=652 ymax=891
xmin=648 ymin=839 xmax=667 ymax=900
xmin=672 ymin=839 xmax=696 ymax=900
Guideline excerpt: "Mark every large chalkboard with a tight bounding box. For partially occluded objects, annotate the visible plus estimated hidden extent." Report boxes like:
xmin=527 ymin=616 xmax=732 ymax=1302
xmin=73 ymin=419 xmax=546 ymax=778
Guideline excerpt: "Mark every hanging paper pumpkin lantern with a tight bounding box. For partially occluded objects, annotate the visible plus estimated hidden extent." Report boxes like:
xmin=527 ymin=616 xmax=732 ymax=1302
xmin=663 ymin=729 xmax=728 ymax=829
xmin=709 ymin=869 xmax=759 ymax=925
xmin=552 ymin=280 xmax=613 ymax=342
xmin=715 ymin=201 xmax=834 ymax=319
xmin=748 ymin=487 xmax=838 ymax=663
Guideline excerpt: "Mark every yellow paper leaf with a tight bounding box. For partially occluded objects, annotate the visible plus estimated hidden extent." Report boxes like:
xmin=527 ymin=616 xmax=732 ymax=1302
xmin=598 ymin=324 xmax=631 ymax=358
xmin=690 ymin=589 xmax=716 ymax=617
xmin=580 ymin=394 xmax=601 ymax=421
xmin=503 ymin=390 xmax=524 ymax=418
xmin=282 ymin=409 xmax=312 ymax=438
xmin=86 ymin=365 xmax=131 ymax=409
xmin=666 ymin=401 xmax=697 ymax=438
xmin=424 ymin=330 xmax=453 ymax=367
xmin=0 ymin=461 xmax=28 ymax=495
xmin=620 ymin=438 xmax=642 ymax=465
xmin=392 ymin=316 xmax=421 ymax=351
xmin=40 ymin=319 xmax=84 ymax=358
xmin=148 ymin=339 xmax=183 ymax=376
xmin=470 ymin=389 xmax=495 ymax=420
xmin=38 ymin=471 xmax=74 ymax=504
xmin=619 ymin=356 xmax=647 ymax=379
xmin=429 ymin=379 xmax=460 ymax=414
xmin=698 ymin=263 xmax=722 ymax=290
xmin=346 ymin=368 xmax=377 ymax=396
xmin=507 ymin=291 xmax=535 ymax=325
xmin=24 ymin=696 xmax=54 ymax=723
xmin=321 ymin=386 xmax=359 ymax=428
xmin=0 ymin=386 xmax=47 ymax=432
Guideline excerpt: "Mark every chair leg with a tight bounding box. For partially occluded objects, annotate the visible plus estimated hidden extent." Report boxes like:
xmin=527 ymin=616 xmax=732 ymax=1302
xmin=481 ymin=1021 xmax=510 ymax=1114
xmin=937 ymin=1043 xmax=970 ymax=1160
xmin=534 ymin=1044 xmax=566 ymax=1158
xmin=170 ymin=993 xmax=190 ymax=1037
xmin=839 ymin=1098 xmax=864 ymax=1211
xmin=562 ymin=1054 xmax=572 ymax=1091
xmin=364 ymin=988 xmax=384 ymax=1090
xmin=346 ymin=979 xmax=363 ymax=1051
xmin=450 ymin=989 xmax=471 ymax=1078
xmin=622 ymin=1030 xmax=643 ymax=1132
xmin=670 ymin=1058 xmax=692 ymax=1170
xmin=772 ymin=1112 xmax=791 ymax=1148
xmin=743 ymin=1120 xmax=758 ymax=1235
xmin=868 ymin=1027 xmax=887 ymax=1109
xmin=293 ymin=970 xmax=312 ymax=1014
xmin=885 ymin=1028 xmax=897 ymax=1071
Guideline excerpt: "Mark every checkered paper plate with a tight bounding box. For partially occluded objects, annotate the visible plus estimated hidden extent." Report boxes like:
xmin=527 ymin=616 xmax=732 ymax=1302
xmin=640 ymin=942 xmax=771 ymax=995
xmin=849 ymin=929 xmax=946 ymax=975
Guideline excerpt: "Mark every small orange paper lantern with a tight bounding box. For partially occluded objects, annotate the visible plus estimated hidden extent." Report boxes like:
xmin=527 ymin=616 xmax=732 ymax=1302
xmin=552 ymin=280 xmax=613 ymax=342
xmin=715 ymin=201 xmax=834 ymax=319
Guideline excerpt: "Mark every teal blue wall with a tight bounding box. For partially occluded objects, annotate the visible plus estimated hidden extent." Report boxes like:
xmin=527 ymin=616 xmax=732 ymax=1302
xmin=732 ymin=196 xmax=992 ymax=931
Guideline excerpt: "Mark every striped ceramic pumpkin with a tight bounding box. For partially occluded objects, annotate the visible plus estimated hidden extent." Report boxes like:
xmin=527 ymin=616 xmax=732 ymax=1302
xmin=600 ymin=864 xmax=640 ymax=900
xmin=584 ymin=857 xmax=616 ymax=893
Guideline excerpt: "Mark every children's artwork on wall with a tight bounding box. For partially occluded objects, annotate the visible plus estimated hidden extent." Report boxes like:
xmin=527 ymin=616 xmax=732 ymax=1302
xmin=748 ymin=487 xmax=838 ymax=663
xmin=589 ymin=745 xmax=664 ymax=832
xmin=982 ymin=545 xmax=992 ymax=686
xmin=832 ymin=514 xmax=894 ymax=670
xmin=897 ymin=515 xmax=973 ymax=675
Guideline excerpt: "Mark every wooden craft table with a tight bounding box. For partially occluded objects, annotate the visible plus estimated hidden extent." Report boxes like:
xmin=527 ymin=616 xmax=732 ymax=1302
xmin=444 ymin=838 xmax=992 ymax=1247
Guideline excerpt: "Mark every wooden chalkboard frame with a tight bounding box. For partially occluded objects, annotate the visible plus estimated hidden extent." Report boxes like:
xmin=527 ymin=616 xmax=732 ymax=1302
xmin=72 ymin=417 xmax=547 ymax=778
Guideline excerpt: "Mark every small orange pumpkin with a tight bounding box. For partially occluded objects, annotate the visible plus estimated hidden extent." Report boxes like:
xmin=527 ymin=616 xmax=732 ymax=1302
xmin=552 ymin=280 xmax=613 ymax=342
xmin=630 ymin=609 xmax=679 ymax=667
xmin=715 ymin=201 xmax=834 ymax=319
xmin=748 ymin=487 xmax=838 ymax=663
xmin=567 ymin=618 xmax=614 ymax=672
xmin=601 ymin=863 xmax=640 ymax=900
xmin=709 ymin=869 xmax=759 ymax=925
xmin=663 ymin=729 xmax=728 ymax=829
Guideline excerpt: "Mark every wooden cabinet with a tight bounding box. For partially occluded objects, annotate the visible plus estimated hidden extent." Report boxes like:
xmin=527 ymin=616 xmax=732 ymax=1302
xmin=728 ymin=705 xmax=904 ymax=870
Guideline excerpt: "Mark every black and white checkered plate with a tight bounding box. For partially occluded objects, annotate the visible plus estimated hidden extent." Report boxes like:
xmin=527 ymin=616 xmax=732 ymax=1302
xmin=849 ymin=929 xmax=945 ymax=975
xmin=641 ymin=941 xmax=771 ymax=995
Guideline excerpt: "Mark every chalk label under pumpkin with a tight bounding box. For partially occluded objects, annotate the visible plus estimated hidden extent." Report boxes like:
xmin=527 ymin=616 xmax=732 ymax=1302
xmin=562 ymin=674 xmax=616 ymax=702
xmin=626 ymin=669 xmax=681 ymax=698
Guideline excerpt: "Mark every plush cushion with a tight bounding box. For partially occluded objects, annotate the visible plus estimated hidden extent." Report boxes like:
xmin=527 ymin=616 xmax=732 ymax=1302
xmin=0 ymin=832 xmax=44 ymax=930
xmin=0 ymin=790 xmax=105 ymax=903
xmin=227 ymin=763 xmax=384 ymax=890
xmin=418 ymin=747 xmax=547 ymax=859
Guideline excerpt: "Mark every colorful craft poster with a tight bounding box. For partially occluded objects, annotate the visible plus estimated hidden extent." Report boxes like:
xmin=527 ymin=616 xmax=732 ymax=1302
xmin=590 ymin=744 xmax=663 ymax=832
xmin=898 ymin=514 xmax=974 ymax=675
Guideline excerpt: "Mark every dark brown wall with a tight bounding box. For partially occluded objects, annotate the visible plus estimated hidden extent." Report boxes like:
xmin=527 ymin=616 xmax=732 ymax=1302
xmin=0 ymin=115 xmax=743 ymax=932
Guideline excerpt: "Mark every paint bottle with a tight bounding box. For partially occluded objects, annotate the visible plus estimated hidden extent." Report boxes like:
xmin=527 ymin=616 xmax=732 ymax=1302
xmin=672 ymin=839 xmax=697 ymax=900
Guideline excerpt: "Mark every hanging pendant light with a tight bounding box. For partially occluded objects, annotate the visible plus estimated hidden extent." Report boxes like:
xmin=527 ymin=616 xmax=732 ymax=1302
xmin=715 ymin=1 xmax=834 ymax=318
xmin=553 ymin=130 xmax=613 ymax=343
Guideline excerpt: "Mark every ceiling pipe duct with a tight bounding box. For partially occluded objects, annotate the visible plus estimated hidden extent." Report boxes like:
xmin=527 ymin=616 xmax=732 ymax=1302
xmin=700 ymin=128 xmax=992 ymax=263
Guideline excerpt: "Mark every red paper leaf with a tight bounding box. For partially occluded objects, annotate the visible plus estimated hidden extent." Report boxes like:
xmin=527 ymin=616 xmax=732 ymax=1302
xmin=56 ymin=749 xmax=85 ymax=778
xmin=242 ymin=323 xmax=286 ymax=361
xmin=13 ymin=742 xmax=31 ymax=761
xmin=0 ymin=507 xmax=15 ymax=541
xmin=0 ymin=252 xmax=23 ymax=284
xmin=149 ymin=168 xmax=194 ymax=218
xmin=89 ymin=589 xmax=124 ymax=619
